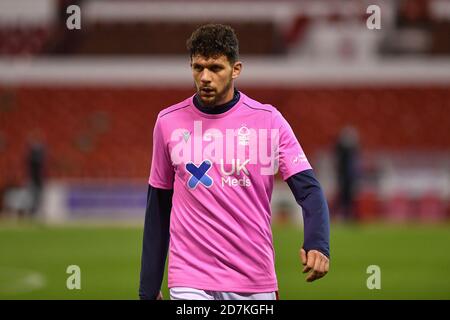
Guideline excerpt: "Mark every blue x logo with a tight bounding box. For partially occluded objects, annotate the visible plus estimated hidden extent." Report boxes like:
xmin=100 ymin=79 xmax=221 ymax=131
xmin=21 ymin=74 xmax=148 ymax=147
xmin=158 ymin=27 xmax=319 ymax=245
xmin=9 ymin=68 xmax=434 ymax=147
xmin=186 ymin=160 xmax=214 ymax=189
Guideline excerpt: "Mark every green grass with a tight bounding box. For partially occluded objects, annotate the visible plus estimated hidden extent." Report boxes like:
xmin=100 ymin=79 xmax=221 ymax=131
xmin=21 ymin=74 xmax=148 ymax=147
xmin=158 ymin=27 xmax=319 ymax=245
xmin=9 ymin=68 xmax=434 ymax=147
xmin=0 ymin=222 xmax=449 ymax=299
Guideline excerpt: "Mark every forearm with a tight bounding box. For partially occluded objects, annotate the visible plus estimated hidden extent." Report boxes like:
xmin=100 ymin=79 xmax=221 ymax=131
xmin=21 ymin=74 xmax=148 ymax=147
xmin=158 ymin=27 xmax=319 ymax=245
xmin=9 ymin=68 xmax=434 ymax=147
xmin=139 ymin=185 xmax=173 ymax=300
xmin=286 ymin=170 xmax=330 ymax=258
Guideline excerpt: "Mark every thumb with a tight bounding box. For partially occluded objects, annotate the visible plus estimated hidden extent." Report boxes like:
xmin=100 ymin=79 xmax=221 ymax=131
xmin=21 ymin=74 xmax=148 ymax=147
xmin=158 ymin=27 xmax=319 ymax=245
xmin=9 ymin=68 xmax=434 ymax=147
xmin=300 ymin=248 xmax=307 ymax=266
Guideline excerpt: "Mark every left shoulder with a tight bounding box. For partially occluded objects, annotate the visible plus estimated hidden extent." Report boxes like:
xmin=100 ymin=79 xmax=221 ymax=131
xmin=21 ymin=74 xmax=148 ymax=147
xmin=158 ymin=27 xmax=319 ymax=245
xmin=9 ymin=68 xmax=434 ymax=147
xmin=240 ymin=92 xmax=280 ymax=115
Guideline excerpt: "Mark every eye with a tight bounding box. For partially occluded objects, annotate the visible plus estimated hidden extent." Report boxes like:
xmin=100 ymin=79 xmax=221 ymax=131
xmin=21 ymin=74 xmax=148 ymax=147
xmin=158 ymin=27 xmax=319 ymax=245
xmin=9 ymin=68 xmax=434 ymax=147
xmin=210 ymin=65 xmax=222 ymax=72
xmin=193 ymin=65 xmax=203 ymax=72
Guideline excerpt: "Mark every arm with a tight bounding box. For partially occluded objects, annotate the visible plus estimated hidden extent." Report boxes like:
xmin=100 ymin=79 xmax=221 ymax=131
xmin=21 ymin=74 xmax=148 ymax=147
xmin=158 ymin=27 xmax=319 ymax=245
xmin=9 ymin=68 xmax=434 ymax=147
xmin=286 ymin=169 xmax=330 ymax=282
xmin=139 ymin=185 xmax=173 ymax=300
xmin=140 ymin=113 xmax=175 ymax=299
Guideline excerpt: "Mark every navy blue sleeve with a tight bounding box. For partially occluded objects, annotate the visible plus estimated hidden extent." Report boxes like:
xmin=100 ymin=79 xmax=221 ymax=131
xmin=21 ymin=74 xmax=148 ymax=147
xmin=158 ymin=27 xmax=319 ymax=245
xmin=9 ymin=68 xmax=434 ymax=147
xmin=286 ymin=169 xmax=330 ymax=258
xmin=139 ymin=185 xmax=173 ymax=300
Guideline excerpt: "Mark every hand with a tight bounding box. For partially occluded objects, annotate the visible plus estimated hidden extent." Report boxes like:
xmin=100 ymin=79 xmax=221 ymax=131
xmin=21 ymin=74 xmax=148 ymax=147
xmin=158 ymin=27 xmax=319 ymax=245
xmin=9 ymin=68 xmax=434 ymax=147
xmin=300 ymin=248 xmax=329 ymax=282
xmin=156 ymin=291 xmax=163 ymax=300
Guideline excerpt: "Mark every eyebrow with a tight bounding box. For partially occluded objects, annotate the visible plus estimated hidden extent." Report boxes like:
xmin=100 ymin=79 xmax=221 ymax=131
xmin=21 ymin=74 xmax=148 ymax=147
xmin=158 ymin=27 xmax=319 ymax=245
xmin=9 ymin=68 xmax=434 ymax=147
xmin=192 ymin=62 xmax=225 ymax=69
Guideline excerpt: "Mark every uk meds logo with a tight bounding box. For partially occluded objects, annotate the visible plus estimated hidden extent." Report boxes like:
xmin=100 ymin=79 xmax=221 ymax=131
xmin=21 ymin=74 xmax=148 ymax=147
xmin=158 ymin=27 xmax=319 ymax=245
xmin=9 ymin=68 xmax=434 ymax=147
xmin=186 ymin=160 xmax=214 ymax=189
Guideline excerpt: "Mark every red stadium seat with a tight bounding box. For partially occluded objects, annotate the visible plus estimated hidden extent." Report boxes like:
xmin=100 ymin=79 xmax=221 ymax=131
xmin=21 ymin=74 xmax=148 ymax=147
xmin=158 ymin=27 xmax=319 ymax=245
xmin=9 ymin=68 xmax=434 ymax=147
xmin=384 ymin=192 xmax=415 ymax=222
xmin=355 ymin=189 xmax=380 ymax=222
xmin=417 ymin=192 xmax=447 ymax=223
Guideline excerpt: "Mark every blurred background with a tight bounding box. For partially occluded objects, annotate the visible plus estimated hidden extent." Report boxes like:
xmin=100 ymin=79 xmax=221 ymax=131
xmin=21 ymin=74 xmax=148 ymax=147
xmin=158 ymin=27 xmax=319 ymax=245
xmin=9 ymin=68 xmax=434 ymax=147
xmin=0 ymin=0 xmax=449 ymax=299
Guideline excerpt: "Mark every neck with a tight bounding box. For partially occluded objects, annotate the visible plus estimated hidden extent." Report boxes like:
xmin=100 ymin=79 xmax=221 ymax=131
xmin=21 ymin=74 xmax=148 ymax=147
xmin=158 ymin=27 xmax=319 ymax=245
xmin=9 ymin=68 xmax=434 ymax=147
xmin=215 ymin=85 xmax=235 ymax=107
xmin=203 ymin=85 xmax=235 ymax=108
xmin=194 ymin=88 xmax=240 ymax=115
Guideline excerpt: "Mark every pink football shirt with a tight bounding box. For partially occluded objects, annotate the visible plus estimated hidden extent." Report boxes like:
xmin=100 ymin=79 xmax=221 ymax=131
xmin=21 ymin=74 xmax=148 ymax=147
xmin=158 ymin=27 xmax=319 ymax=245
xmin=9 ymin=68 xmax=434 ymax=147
xmin=149 ymin=92 xmax=312 ymax=292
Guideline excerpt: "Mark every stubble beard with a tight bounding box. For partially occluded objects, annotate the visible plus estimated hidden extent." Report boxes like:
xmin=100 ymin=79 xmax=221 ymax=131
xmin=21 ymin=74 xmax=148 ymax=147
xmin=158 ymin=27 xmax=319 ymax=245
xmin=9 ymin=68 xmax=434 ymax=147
xmin=196 ymin=75 xmax=234 ymax=108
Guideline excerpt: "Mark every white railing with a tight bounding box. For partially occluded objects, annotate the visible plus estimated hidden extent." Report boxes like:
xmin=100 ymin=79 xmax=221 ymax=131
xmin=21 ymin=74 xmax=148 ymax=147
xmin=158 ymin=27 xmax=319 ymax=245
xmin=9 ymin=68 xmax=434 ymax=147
xmin=1 ymin=57 xmax=450 ymax=86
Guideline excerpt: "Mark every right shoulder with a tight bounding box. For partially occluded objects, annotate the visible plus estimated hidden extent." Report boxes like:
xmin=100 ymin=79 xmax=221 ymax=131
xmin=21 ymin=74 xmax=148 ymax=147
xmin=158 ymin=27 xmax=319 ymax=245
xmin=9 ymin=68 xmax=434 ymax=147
xmin=153 ymin=97 xmax=192 ymax=138
xmin=157 ymin=97 xmax=192 ymax=121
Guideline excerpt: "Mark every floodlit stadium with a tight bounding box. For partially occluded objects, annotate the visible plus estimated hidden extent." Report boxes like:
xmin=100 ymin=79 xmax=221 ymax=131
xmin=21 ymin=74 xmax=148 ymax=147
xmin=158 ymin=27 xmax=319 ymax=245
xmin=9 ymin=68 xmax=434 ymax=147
xmin=0 ymin=0 xmax=449 ymax=300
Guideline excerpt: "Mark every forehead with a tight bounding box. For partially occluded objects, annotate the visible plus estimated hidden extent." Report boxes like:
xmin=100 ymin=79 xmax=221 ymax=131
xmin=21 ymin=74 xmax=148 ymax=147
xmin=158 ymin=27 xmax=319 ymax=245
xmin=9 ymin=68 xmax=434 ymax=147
xmin=191 ymin=54 xmax=230 ymax=66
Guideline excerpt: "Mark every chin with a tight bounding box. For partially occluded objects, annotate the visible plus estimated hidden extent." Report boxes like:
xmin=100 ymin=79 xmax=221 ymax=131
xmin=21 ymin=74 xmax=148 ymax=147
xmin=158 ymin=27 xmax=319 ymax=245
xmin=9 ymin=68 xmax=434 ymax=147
xmin=200 ymin=97 xmax=216 ymax=106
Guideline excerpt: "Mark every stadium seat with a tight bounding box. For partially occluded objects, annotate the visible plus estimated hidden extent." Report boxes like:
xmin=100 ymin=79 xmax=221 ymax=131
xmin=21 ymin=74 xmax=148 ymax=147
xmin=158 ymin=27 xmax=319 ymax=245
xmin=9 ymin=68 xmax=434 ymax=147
xmin=417 ymin=192 xmax=447 ymax=222
xmin=384 ymin=192 xmax=415 ymax=222
xmin=355 ymin=189 xmax=380 ymax=222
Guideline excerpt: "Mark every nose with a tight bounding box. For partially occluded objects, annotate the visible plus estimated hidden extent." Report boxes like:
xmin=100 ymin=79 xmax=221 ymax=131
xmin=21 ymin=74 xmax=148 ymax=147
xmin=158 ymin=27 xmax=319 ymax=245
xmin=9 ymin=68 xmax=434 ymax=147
xmin=200 ymin=69 xmax=212 ymax=83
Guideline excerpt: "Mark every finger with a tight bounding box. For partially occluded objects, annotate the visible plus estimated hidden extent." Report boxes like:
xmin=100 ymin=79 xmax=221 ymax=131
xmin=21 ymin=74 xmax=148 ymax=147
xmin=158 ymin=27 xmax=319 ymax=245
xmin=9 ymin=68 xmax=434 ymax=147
xmin=310 ymin=259 xmax=330 ymax=282
xmin=324 ymin=259 xmax=330 ymax=273
xmin=303 ymin=251 xmax=316 ymax=273
xmin=313 ymin=253 xmax=322 ymax=273
xmin=306 ymin=271 xmax=316 ymax=282
xmin=316 ymin=255 xmax=329 ymax=274
xmin=300 ymin=248 xmax=307 ymax=266
xmin=307 ymin=267 xmax=327 ymax=282
xmin=303 ymin=252 xmax=313 ymax=273
xmin=307 ymin=251 xmax=316 ymax=269
xmin=319 ymin=259 xmax=328 ymax=274
xmin=306 ymin=270 xmax=322 ymax=282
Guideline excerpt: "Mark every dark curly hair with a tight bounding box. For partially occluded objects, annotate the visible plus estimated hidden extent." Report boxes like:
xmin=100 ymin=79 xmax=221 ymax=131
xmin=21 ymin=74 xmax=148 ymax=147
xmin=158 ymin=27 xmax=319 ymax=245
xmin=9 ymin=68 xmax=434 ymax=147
xmin=186 ymin=24 xmax=239 ymax=64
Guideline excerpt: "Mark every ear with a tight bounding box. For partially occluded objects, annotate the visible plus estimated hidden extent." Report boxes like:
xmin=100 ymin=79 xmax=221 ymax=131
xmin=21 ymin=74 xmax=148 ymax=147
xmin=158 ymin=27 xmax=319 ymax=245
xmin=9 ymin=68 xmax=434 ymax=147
xmin=231 ymin=61 xmax=242 ymax=79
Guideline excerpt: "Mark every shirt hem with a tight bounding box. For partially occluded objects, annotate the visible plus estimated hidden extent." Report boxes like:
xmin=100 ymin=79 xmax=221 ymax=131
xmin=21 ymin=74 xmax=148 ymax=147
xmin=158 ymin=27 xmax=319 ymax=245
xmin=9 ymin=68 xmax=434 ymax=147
xmin=149 ymin=180 xmax=173 ymax=190
xmin=168 ymin=280 xmax=278 ymax=293
xmin=282 ymin=166 xmax=313 ymax=181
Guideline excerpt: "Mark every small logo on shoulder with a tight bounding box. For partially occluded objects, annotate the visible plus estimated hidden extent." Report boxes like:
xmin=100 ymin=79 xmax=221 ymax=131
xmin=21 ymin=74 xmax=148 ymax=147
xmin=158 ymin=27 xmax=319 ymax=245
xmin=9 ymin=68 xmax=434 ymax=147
xmin=292 ymin=153 xmax=308 ymax=165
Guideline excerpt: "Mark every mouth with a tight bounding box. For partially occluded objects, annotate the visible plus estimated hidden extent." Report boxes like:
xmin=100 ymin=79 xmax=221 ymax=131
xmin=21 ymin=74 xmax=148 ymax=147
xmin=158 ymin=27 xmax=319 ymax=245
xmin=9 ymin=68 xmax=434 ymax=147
xmin=200 ymin=87 xmax=215 ymax=96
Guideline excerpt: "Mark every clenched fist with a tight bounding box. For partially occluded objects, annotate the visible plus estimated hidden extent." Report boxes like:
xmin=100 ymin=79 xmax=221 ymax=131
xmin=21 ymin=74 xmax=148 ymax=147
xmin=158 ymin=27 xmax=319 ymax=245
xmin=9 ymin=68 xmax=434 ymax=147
xmin=300 ymin=249 xmax=329 ymax=282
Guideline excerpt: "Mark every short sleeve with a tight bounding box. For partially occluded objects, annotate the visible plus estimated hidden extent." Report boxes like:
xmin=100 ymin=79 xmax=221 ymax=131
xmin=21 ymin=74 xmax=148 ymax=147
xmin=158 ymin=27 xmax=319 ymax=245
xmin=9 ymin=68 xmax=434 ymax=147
xmin=148 ymin=117 xmax=175 ymax=189
xmin=273 ymin=110 xmax=312 ymax=181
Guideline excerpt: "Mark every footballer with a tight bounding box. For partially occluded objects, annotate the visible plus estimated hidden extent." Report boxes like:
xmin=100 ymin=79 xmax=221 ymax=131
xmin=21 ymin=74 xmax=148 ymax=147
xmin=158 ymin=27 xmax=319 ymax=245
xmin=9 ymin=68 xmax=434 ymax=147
xmin=139 ymin=24 xmax=330 ymax=300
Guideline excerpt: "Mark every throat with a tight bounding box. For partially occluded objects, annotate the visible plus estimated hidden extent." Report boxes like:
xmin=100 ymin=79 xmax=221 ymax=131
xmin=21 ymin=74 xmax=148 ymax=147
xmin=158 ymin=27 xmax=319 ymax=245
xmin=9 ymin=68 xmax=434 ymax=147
xmin=194 ymin=89 xmax=240 ymax=115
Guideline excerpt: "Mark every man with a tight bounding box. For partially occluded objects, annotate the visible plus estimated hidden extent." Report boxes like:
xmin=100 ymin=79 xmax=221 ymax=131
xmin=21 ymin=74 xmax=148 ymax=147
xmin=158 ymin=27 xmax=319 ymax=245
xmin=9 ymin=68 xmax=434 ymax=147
xmin=27 ymin=136 xmax=46 ymax=217
xmin=335 ymin=126 xmax=360 ymax=222
xmin=140 ymin=24 xmax=330 ymax=300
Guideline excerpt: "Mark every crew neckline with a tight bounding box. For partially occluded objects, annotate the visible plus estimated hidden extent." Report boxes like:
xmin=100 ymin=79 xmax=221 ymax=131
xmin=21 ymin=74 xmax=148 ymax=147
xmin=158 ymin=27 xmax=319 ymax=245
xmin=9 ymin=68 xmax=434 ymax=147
xmin=194 ymin=89 xmax=240 ymax=115
xmin=189 ymin=90 xmax=245 ymax=119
